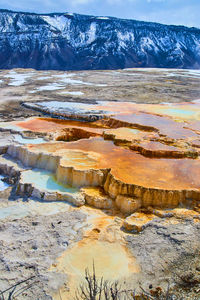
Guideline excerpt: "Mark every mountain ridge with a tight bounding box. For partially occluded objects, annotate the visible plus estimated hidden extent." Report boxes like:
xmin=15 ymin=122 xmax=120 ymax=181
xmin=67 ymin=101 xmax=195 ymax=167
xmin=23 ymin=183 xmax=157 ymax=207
xmin=0 ymin=9 xmax=200 ymax=70
xmin=0 ymin=8 xmax=199 ymax=30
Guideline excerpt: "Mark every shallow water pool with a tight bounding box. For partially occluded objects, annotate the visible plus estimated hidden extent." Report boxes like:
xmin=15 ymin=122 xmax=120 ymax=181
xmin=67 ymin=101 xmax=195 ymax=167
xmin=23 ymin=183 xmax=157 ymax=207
xmin=0 ymin=175 xmax=9 ymax=191
xmin=21 ymin=169 xmax=79 ymax=193
xmin=13 ymin=134 xmax=45 ymax=145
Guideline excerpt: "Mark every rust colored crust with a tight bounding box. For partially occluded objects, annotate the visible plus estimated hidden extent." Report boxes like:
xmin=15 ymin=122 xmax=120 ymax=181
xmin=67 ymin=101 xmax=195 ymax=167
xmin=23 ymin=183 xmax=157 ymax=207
xmin=16 ymin=117 xmax=105 ymax=134
xmin=130 ymin=141 xmax=198 ymax=159
xmin=27 ymin=137 xmax=200 ymax=191
xmin=55 ymin=127 xmax=100 ymax=142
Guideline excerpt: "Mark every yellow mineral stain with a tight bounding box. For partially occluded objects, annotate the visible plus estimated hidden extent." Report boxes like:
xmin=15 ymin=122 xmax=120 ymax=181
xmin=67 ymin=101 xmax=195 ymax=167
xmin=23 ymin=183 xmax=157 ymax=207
xmin=123 ymin=212 xmax=156 ymax=232
xmin=51 ymin=208 xmax=140 ymax=300
xmin=169 ymin=208 xmax=200 ymax=218
xmin=103 ymin=127 xmax=159 ymax=142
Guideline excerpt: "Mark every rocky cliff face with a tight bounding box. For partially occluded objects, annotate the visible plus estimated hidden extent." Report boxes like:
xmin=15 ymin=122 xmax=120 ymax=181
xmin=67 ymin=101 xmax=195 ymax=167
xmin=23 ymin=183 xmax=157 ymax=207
xmin=0 ymin=9 xmax=200 ymax=70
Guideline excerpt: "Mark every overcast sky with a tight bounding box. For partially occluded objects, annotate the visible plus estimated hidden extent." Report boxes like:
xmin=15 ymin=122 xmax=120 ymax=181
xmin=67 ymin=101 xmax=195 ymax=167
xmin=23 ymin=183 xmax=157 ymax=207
xmin=0 ymin=0 xmax=199 ymax=28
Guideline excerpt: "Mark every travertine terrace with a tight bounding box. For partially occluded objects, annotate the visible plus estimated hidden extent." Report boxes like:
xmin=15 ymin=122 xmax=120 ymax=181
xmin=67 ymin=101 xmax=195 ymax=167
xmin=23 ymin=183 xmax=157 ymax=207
xmin=2 ymin=98 xmax=200 ymax=214
xmin=1 ymin=68 xmax=200 ymax=299
xmin=2 ymin=99 xmax=200 ymax=214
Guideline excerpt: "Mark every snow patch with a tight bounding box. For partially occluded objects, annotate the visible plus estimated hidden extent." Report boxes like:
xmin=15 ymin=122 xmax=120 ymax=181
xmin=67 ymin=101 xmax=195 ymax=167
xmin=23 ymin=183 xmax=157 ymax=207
xmin=140 ymin=37 xmax=157 ymax=52
xmin=53 ymin=75 xmax=102 ymax=86
xmin=95 ymin=83 xmax=107 ymax=87
xmin=60 ymin=91 xmax=84 ymax=96
xmin=42 ymin=15 xmax=68 ymax=32
xmin=166 ymin=70 xmax=200 ymax=79
xmin=53 ymin=73 xmax=76 ymax=78
xmin=37 ymin=76 xmax=52 ymax=80
xmin=59 ymin=78 xmax=89 ymax=85
xmin=117 ymin=31 xmax=134 ymax=49
xmin=186 ymin=70 xmax=200 ymax=78
xmin=87 ymin=23 xmax=97 ymax=44
xmin=4 ymin=71 xmax=32 ymax=86
xmin=97 ymin=17 xmax=109 ymax=20
xmin=35 ymin=83 xmax=65 ymax=91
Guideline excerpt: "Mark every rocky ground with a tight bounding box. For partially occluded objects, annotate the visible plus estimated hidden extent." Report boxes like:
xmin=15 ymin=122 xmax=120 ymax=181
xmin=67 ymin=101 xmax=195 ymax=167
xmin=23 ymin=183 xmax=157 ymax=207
xmin=1 ymin=189 xmax=200 ymax=299
xmin=0 ymin=68 xmax=200 ymax=122
xmin=0 ymin=196 xmax=86 ymax=299
xmin=126 ymin=217 xmax=200 ymax=299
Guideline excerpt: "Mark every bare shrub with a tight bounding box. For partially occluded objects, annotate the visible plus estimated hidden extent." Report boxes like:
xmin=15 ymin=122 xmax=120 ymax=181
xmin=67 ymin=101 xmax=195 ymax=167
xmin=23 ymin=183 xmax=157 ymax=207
xmin=0 ymin=276 xmax=37 ymax=300
xmin=74 ymin=262 xmax=181 ymax=300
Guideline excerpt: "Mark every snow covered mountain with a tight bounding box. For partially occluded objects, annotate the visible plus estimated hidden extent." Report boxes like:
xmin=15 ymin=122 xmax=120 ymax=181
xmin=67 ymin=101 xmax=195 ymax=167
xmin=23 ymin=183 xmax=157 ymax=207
xmin=0 ymin=9 xmax=200 ymax=70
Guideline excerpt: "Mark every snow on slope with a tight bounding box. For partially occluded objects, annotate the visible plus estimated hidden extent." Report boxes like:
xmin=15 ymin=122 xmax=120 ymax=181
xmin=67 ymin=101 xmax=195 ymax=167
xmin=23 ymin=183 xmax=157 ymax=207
xmin=0 ymin=9 xmax=200 ymax=70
